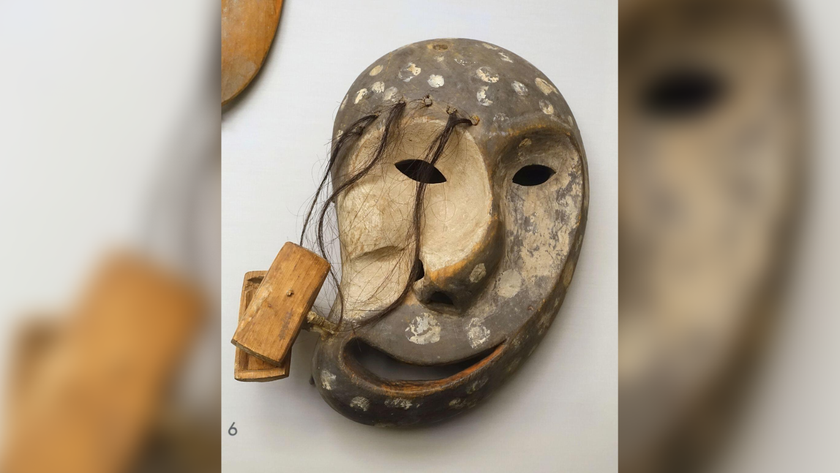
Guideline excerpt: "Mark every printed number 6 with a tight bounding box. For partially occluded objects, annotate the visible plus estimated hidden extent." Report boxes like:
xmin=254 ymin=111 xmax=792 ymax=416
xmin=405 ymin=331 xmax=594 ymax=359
xmin=228 ymin=422 xmax=238 ymax=436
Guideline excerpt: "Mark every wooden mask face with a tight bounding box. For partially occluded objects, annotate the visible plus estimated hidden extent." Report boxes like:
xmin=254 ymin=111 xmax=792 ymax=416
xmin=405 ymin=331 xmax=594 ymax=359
xmin=311 ymin=38 xmax=588 ymax=426
xmin=619 ymin=0 xmax=802 ymax=469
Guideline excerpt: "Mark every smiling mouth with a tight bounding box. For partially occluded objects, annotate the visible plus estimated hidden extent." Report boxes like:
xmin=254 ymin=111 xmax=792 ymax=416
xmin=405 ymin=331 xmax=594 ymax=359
xmin=344 ymin=339 xmax=502 ymax=382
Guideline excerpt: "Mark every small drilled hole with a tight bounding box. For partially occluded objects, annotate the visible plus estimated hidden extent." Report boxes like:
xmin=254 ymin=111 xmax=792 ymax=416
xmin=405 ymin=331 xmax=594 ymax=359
xmin=512 ymin=164 xmax=555 ymax=186
xmin=395 ymin=160 xmax=447 ymax=184
xmin=643 ymin=68 xmax=725 ymax=117
xmin=428 ymin=291 xmax=454 ymax=306
xmin=432 ymin=43 xmax=448 ymax=51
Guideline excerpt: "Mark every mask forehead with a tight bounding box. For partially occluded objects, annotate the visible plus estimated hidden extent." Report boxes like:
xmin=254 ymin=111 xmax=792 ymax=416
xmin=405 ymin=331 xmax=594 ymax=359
xmin=333 ymin=38 xmax=583 ymax=160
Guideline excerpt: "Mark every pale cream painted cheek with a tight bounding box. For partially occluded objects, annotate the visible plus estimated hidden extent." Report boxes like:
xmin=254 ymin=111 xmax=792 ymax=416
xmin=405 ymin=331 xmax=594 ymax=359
xmin=335 ymin=146 xmax=417 ymax=319
xmin=337 ymin=171 xmax=415 ymax=258
xmin=420 ymin=131 xmax=492 ymax=271
xmin=334 ymin=118 xmax=490 ymax=318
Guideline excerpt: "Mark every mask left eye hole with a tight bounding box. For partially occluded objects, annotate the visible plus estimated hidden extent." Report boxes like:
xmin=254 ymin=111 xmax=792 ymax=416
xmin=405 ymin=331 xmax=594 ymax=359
xmin=512 ymin=164 xmax=555 ymax=186
xmin=395 ymin=160 xmax=447 ymax=184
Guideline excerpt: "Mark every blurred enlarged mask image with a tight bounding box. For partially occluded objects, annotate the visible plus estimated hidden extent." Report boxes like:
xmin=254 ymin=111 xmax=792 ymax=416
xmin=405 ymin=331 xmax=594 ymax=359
xmin=619 ymin=0 xmax=804 ymax=471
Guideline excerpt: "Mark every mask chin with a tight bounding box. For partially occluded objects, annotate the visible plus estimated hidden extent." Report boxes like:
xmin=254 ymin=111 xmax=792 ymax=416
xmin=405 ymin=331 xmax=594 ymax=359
xmin=310 ymin=286 xmax=561 ymax=427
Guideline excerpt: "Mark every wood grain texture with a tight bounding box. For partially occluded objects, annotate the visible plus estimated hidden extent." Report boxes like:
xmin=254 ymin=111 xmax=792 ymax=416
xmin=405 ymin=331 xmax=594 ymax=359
xmin=234 ymin=271 xmax=290 ymax=381
xmin=221 ymin=0 xmax=284 ymax=106
xmin=231 ymin=242 xmax=329 ymax=365
xmin=2 ymin=252 xmax=202 ymax=473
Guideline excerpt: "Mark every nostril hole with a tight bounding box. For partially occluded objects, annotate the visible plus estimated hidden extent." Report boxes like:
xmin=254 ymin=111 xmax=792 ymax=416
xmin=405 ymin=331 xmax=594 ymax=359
xmin=513 ymin=164 xmax=555 ymax=186
xmin=396 ymin=160 xmax=447 ymax=184
xmin=414 ymin=260 xmax=425 ymax=281
xmin=428 ymin=291 xmax=454 ymax=306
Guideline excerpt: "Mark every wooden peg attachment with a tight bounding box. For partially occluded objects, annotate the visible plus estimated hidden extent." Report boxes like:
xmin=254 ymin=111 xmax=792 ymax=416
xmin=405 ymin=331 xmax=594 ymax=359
xmin=234 ymin=271 xmax=291 ymax=381
xmin=231 ymin=242 xmax=330 ymax=367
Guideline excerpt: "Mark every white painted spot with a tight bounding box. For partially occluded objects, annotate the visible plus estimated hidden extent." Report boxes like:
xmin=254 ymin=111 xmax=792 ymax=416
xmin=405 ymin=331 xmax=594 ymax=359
xmin=539 ymin=99 xmax=554 ymax=115
xmin=435 ymin=55 xmax=445 ymax=62
xmin=398 ymin=63 xmax=421 ymax=82
xmin=406 ymin=313 xmax=441 ymax=345
xmin=320 ymin=371 xmax=336 ymax=390
xmin=369 ymin=64 xmax=383 ymax=76
xmin=469 ymin=264 xmax=486 ymax=283
xmin=511 ymin=81 xmax=528 ymax=96
xmin=466 ymin=377 xmax=488 ymax=394
xmin=498 ymin=52 xmax=513 ymax=63
xmin=350 ymin=396 xmax=370 ymax=411
xmin=482 ymin=42 xmax=499 ymax=50
xmin=427 ymin=74 xmax=444 ymax=88
xmin=354 ymin=88 xmax=368 ymax=104
xmin=497 ymin=270 xmax=522 ymax=298
xmin=496 ymin=269 xmax=522 ymax=299
xmin=371 ymin=81 xmax=385 ymax=93
xmin=535 ymin=77 xmax=556 ymax=95
xmin=339 ymin=94 xmax=348 ymax=111
xmin=449 ymin=398 xmax=464 ymax=408
xmin=518 ymin=138 xmax=532 ymax=148
xmin=477 ymin=86 xmax=493 ymax=106
xmin=467 ymin=318 xmax=491 ymax=348
xmin=494 ymin=113 xmax=509 ymax=123
xmin=335 ymin=129 xmax=344 ymax=140
xmin=454 ymin=57 xmax=470 ymax=66
xmin=385 ymin=398 xmax=413 ymax=409
xmin=383 ymin=86 xmax=399 ymax=102
xmin=476 ymin=66 xmax=499 ymax=83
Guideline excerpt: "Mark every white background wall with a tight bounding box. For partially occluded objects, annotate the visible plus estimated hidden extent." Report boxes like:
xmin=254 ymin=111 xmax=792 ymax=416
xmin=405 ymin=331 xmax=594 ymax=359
xmin=222 ymin=1 xmax=618 ymax=471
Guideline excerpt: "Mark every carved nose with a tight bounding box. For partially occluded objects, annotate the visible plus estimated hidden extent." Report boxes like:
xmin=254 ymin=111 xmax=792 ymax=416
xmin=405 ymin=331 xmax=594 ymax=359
xmin=412 ymin=216 xmax=503 ymax=313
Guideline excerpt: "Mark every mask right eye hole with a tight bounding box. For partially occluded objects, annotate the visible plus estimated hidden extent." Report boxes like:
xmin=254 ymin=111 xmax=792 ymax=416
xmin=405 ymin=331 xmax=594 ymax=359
xmin=512 ymin=164 xmax=555 ymax=186
xmin=395 ymin=160 xmax=447 ymax=184
xmin=642 ymin=67 xmax=726 ymax=118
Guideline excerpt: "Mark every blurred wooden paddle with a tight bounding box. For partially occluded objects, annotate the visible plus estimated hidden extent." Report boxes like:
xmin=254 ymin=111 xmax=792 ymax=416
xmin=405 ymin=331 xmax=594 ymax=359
xmin=221 ymin=0 xmax=284 ymax=106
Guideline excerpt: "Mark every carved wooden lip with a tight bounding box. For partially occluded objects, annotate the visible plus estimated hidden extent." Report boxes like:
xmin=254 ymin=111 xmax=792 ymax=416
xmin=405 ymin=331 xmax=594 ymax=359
xmin=340 ymin=336 xmax=507 ymax=394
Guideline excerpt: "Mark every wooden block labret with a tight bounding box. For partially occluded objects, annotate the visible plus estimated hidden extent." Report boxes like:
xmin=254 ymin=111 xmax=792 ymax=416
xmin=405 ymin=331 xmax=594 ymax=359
xmin=231 ymin=242 xmax=329 ymax=366
xmin=234 ymin=271 xmax=291 ymax=381
xmin=3 ymin=252 xmax=202 ymax=473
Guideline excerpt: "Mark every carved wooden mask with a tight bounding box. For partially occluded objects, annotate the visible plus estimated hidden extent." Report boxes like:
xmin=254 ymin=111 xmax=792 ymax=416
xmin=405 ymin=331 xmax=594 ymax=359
xmin=311 ymin=38 xmax=589 ymax=426
xmin=619 ymin=0 xmax=802 ymax=470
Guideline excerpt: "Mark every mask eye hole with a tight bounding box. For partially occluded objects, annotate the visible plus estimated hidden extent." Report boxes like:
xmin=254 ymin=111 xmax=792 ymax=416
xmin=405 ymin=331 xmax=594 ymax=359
xmin=512 ymin=164 xmax=555 ymax=186
xmin=642 ymin=67 xmax=725 ymax=118
xmin=395 ymin=160 xmax=447 ymax=184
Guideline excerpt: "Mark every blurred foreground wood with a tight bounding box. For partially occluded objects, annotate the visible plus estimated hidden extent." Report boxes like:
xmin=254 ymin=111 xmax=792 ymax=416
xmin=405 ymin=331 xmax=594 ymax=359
xmin=221 ymin=0 xmax=284 ymax=105
xmin=3 ymin=252 xmax=202 ymax=473
xmin=231 ymin=242 xmax=329 ymax=367
xmin=234 ymin=271 xmax=291 ymax=381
